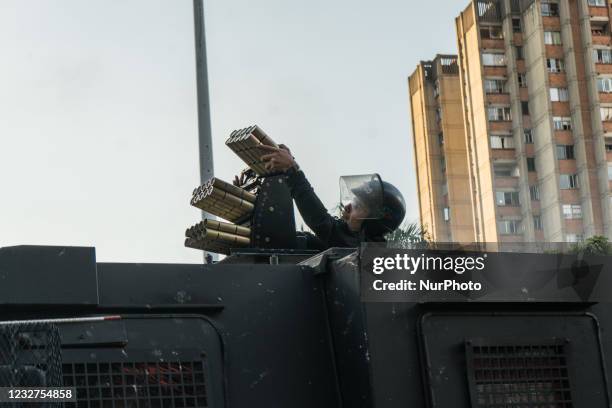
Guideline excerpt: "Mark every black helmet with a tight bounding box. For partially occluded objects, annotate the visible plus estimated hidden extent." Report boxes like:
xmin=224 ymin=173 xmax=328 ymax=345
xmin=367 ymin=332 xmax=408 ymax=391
xmin=339 ymin=174 xmax=406 ymax=237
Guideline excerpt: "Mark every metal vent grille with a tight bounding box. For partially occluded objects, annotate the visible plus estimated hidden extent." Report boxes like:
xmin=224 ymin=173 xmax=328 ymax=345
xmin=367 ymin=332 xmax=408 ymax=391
xmin=0 ymin=322 xmax=63 ymax=388
xmin=62 ymin=361 xmax=208 ymax=408
xmin=465 ymin=340 xmax=573 ymax=408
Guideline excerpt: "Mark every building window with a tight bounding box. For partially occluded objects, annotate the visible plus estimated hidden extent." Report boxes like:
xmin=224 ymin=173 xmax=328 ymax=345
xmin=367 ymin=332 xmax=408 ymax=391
xmin=435 ymin=108 xmax=442 ymax=122
xmin=480 ymin=25 xmax=504 ymax=39
xmin=541 ymin=2 xmax=560 ymax=16
xmin=518 ymin=73 xmax=527 ymax=88
xmin=484 ymin=78 xmax=507 ymax=94
xmin=593 ymin=48 xmax=612 ymax=64
xmin=493 ymin=162 xmax=520 ymax=177
xmin=597 ymin=77 xmax=612 ymax=93
xmin=438 ymin=133 xmax=444 ymax=145
xmin=608 ymin=163 xmax=612 ymax=180
xmin=546 ymin=58 xmax=565 ymax=73
xmin=553 ymin=116 xmax=572 ymax=130
xmin=560 ymin=174 xmax=579 ymax=189
xmin=530 ymin=185 xmax=540 ymax=201
xmin=516 ymin=46 xmax=524 ymax=60
xmin=562 ymin=204 xmax=582 ymax=219
xmin=544 ymin=31 xmax=562 ymax=45
xmin=441 ymin=182 xmax=448 ymax=195
xmin=527 ymin=158 xmax=536 ymax=172
xmin=592 ymin=21 xmax=610 ymax=36
xmin=443 ymin=207 xmax=450 ymax=221
xmin=433 ymin=81 xmax=440 ymax=98
xmin=550 ymin=87 xmax=569 ymax=101
xmin=498 ymin=220 xmax=522 ymax=235
xmin=533 ymin=216 xmax=543 ymax=231
xmin=565 ymin=234 xmax=583 ymax=243
xmin=488 ymin=106 xmax=512 ymax=121
xmin=601 ymin=107 xmax=612 ymax=121
xmin=556 ymin=145 xmax=575 ymax=159
xmin=512 ymin=18 xmax=522 ymax=33
xmin=524 ymin=128 xmax=533 ymax=143
xmin=522 ymin=101 xmax=530 ymax=115
xmin=482 ymin=52 xmax=506 ymax=66
xmin=441 ymin=157 xmax=446 ymax=173
xmin=490 ymin=135 xmax=515 ymax=149
xmin=606 ymin=143 xmax=612 ymax=151
xmin=588 ymin=0 xmax=606 ymax=6
xmin=496 ymin=191 xmax=521 ymax=206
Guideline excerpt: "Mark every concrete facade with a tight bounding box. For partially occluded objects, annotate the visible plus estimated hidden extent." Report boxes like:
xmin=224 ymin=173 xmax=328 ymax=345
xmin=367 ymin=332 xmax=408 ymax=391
xmin=409 ymin=56 xmax=476 ymax=243
xmin=409 ymin=0 xmax=612 ymax=244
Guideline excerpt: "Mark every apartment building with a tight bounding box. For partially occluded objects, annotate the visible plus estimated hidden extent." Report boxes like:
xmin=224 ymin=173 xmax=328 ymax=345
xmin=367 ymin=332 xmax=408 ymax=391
xmin=409 ymin=0 xmax=612 ymax=243
xmin=409 ymin=55 xmax=476 ymax=243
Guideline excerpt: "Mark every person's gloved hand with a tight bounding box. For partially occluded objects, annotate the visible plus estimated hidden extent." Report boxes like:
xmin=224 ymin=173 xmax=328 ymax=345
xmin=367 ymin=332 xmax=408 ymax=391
xmin=233 ymin=172 xmax=247 ymax=187
xmin=260 ymin=144 xmax=298 ymax=172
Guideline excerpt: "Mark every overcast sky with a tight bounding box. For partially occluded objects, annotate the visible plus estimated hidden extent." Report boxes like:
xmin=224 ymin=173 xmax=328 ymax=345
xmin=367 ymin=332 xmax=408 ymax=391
xmin=0 ymin=0 xmax=463 ymax=263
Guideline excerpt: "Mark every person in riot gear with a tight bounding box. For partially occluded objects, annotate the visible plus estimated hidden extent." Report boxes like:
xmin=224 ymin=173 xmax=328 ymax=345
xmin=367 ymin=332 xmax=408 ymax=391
xmin=255 ymin=144 xmax=406 ymax=249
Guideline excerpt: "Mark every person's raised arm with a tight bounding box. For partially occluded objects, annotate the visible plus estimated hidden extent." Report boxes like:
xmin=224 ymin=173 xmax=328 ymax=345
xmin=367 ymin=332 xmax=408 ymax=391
xmin=259 ymin=145 xmax=335 ymax=240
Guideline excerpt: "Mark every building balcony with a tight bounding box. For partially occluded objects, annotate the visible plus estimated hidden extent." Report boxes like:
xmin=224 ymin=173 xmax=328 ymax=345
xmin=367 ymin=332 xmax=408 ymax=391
xmin=531 ymin=201 xmax=541 ymax=212
xmin=497 ymin=206 xmax=522 ymax=217
xmin=542 ymin=16 xmax=561 ymax=30
xmin=519 ymin=87 xmax=529 ymax=99
xmin=494 ymin=176 xmax=519 ymax=189
xmin=555 ymin=130 xmax=574 ymax=145
xmin=491 ymin=149 xmax=516 ymax=160
xmin=590 ymin=6 xmax=609 ymax=18
xmin=564 ymin=218 xmax=584 ymax=233
xmin=545 ymin=45 xmax=564 ymax=58
xmin=481 ymin=39 xmax=505 ymax=50
xmin=525 ymin=144 xmax=535 ymax=156
xmin=558 ymin=160 xmax=577 ymax=174
xmin=551 ymin=102 xmax=571 ymax=116
xmin=513 ymin=33 xmax=523 ymax=45
xmin=489 ymin=121 xmax=513 ymax=132
xmin=486 ymin=93 xmax=511 ymax=104
xmin=600 ymin=93 xmax=612 ymax=104
xmin=592 ymin=34 xmax=612 ymax=46
xmin=528 ymin=173 xmax=538 ymax=185
xmin=483 ymin=66 xmax=507 ymax=77
xmin=559 ymin=189 xmax=581 ymax=203
xmin=606 ymin=150 xmax=612 ymax=161
xmin=535 ymin=230 xmax=545 ymax=241
xmin=549 ymin=73 xmax=567 ymax=87
xmin=523 ymin=116 xmax=532 ymax=128
xmin=595 ymin=63 xmax=612 ymax=75
xmin=499 ymin=234 xmax=525 ymax=243
xmin=603 ymin=121 xmax=612 ymax=133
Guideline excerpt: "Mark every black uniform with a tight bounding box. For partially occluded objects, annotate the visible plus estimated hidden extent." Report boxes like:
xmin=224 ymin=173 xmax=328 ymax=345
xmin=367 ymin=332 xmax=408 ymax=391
xmin=286 ymin=169 xmax=382 ymax=249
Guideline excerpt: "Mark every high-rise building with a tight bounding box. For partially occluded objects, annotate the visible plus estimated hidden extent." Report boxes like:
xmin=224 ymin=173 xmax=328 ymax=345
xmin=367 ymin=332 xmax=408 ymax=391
xmin=409 ymin=55 xmax=476 ymax=243
xmin=409 ymin=0 xmax=612 ymax=244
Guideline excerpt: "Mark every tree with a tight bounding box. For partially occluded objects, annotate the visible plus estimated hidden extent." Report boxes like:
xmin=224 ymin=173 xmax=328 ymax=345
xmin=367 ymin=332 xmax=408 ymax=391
xmin=569 ymin=235 xmax=612 ymax=256
xmin=385 ymin=221 xmax=429 ymax=248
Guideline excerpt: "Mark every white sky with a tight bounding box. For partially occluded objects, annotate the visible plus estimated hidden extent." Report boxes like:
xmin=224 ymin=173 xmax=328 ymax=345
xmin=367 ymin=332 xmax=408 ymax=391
xmin=0 ymin=0 xmax=463 ymax=263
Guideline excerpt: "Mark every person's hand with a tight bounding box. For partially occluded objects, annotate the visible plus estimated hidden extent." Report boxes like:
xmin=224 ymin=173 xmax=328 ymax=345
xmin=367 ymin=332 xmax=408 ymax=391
xmin=233 ymin=172 xmax=247 ymax=186
xmin=260 ymin=144 xmax=297 ymax=172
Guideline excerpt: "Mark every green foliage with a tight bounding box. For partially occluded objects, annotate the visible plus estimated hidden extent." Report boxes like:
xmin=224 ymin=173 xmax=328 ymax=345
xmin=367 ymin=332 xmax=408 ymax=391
xmin=569 ymin=235 xmax=612 ymax=256
xmin=385 ymin=221 xmax=429 ymax=248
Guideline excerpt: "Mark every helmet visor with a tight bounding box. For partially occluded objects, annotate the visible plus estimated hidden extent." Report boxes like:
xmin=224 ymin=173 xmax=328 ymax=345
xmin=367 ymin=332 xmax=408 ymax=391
xmin=339 ymin=174 xmax=384 ymax=220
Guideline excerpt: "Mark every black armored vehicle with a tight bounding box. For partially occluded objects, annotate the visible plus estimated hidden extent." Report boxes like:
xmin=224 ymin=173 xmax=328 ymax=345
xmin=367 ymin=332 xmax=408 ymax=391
xmin=1 ymin=152 xmax=611 ymax=407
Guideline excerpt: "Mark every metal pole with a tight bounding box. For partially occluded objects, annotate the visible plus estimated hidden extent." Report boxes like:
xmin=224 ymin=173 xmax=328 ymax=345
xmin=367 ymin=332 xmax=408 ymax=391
xmin=193 ymin=0 xmax=217 ymax=262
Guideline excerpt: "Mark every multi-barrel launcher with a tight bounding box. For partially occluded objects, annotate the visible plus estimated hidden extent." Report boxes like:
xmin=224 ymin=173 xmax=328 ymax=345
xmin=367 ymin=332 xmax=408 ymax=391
xmin=185 ymin=125 xmax=297 ymax=255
